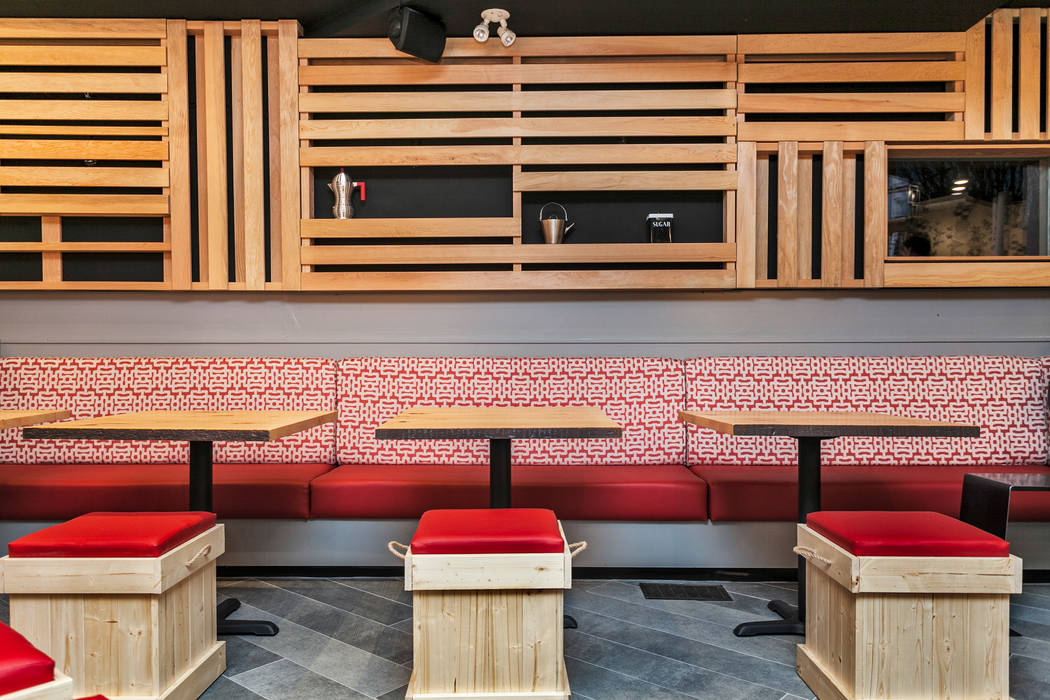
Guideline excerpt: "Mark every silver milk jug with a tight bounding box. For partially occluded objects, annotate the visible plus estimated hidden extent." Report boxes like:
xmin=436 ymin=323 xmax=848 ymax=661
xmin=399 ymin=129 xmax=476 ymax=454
xmin=328 ymin=168 xmax=366 ymax=219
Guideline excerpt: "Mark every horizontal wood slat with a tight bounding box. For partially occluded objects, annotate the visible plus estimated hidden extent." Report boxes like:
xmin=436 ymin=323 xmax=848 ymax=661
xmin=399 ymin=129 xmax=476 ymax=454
xmin=738 ymin=61 xmax=965 ymax=83
xmin=0 ymin=18 xmax=167 ymax=39
xmin=299 ymin=89 xmax=736 ymax=113
xmin=301 ymin=269 xmax=736 ymax=291
xmin=298 ymin=36 xmax=738 ymax=58
xmin=0 ymin=242 xmax=170 ymax=252
xmin=739 ymin=121 xmax=965 ymax=141
xmin=513 ymin=170 xmax=737 ymax=191
xmin=739 ymin=32 xmax=966 ymax=54
xmin=0 ymin=99 xmax=168 ymax=121
xmin=302 ymin=242 xmax=734 ymax=265
xmin=0 ymin=194 xmax=168 ymax=216
xmin=301 ymin=218 xmax=520 ymax=239
xmin=0 ymin=166 xmax=168 ymax=188
xmin=884 ymin=261 xmax=1050 ymax=287
xmin=300 ymin=116 xmax=736 ymax=140
xmin=300 ymin=61 xmax=735 ymax=86
xmin=737 ymin=93 xmax=965 ymax=113
xmin=0 ymin=124 xmax=168 ymax=137
xmin=0 ymin=140 xmax=168 ymax=160
xmin=0 ymin=45 xmax=166 ymax=66
xmin=0 ymin=72 xmax=168 ymax=93
xmin=301 ymin=143 xmax=736 ymax=167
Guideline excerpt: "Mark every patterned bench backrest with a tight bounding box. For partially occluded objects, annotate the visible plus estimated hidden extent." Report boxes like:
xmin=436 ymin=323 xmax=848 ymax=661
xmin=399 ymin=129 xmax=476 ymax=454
xmin=0 ymin=358 xmax=337 ymax=464
xmin=686 ymin=356 xmax=1050 ymax=467
xmin=337 ymin=357 xmax=686 ymax=465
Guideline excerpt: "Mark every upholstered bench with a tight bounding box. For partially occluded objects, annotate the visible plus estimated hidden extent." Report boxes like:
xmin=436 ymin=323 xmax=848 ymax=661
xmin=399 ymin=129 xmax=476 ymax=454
xmin=394 ymin=508 xmax=577 ymax=699
xmin=1 ymin=512 xmax=226 ymax=700
xmin=0 ymin=621 xmax=73 ymax=700
xmin=795 ymin=511 xmax=1021 ymax=700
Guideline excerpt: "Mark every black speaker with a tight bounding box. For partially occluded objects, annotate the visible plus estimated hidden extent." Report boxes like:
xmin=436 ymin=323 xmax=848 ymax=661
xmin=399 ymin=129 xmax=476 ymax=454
xmin=388 ymin=6 xmax=446 ymax=63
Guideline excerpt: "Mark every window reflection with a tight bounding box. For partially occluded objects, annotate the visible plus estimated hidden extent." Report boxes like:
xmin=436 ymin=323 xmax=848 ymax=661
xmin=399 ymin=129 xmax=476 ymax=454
xmin=888 ymin=159 xmax=1049 ymax=257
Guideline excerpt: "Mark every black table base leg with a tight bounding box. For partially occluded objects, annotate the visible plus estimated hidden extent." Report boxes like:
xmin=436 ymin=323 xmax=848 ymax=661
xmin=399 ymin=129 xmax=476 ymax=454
xmin=734 ymin=437 xmax=824 ymax=638
xmin=190 ymin=441 xmax=278 ymax=637
xmin=490 ymin=439 xmax=511 ymax=508
xmin=564 ymin=615 xmax=577 ymax=629
xmin=216 ymin=597 xmax=279 ymax=636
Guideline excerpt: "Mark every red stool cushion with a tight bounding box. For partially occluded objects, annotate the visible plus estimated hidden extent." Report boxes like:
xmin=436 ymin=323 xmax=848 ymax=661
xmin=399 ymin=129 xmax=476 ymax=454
xmin=807 ymin=511 xmax=1009 ymax=557
xmin=8 ymin=512 xmax=216 ymax=558
xmin=411 ymin=508 xmax=564 ymax=555
xmin=0 ymin=623 xmax=55 ymax=695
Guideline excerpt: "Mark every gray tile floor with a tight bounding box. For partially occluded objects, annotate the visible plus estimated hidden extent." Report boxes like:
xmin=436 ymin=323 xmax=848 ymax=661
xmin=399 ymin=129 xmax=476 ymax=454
xmin=3 ymin=578 xmax=1049 ymax=698
xmin=168 ymin=578 xmax=1050 ymax=699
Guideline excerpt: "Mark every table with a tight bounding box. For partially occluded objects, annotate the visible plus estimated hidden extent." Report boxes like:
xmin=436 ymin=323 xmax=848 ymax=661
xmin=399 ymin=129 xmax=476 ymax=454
xmin=375 ymin=406 xmax=622 ymax=508
xmin=0 ymin=409 xmax=70 ymax=429
xmin=678 ymin=410 xmax=980 ymax=637
xmin=960 ymin=472 xmax=1050 ymax=539
xmin=24 ymin=409 xmax=337 ymax=637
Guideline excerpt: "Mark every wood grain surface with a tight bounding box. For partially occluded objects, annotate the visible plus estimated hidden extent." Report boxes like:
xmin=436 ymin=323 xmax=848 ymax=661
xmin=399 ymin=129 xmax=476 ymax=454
xmin=0 ymin=409 xmax=71 ymax=430
xmin=376 ymin=406 xmax=622 ymax=440
xmin=678 ymin=410 xmax=980 ymax=438
xmin=22 ymin=410 xmax=336 ymax=442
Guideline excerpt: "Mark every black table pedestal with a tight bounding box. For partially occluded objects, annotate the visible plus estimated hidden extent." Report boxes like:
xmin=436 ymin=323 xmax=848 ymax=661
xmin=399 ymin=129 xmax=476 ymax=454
xmin=733 ymin=436 xmax=824 ymax=638
xmin=486 ymin=438 xmax=577 ymax=628
xmin=189 ymin=440 xmax=278 ymax=637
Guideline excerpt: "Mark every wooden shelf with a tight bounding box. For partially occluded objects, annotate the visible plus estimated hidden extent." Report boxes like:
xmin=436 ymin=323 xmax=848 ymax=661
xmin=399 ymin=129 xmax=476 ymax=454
xmin=301 ymin=269 xmax=735 ymax=291
xmin=301 ymin=242 xmax=734 ymax=266
xmin=301 ymin=218 xmax=520 ymax=239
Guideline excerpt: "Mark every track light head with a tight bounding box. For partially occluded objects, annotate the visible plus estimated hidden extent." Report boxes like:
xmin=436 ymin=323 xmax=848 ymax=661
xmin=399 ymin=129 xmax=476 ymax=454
xmin=473 ymin=22 xmax=490 ymax=42
xmin=497 ymin=24 xmax=515 ymax=46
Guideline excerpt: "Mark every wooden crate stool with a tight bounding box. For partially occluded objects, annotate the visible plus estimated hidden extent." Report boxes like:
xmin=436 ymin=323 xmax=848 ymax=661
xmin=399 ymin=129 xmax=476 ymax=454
xmin=0 ymin=512 xmax=226 ymax=700
xmin=795 ymin=510 xmax=1021 ymax=700
xmin=391 ymin=508 xmax=582 ymax=700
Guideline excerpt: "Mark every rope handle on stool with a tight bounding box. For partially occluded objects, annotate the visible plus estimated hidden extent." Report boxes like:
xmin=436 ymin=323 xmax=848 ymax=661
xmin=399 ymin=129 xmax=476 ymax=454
xmin=388 ymin=541 xmax=410 ymax=560
xmin=793 ymin=545 xmax=832 ymax=567
xmin=569 ymin=541 xmax=587 ymax=558
xmin=184 ymin=544 xmax=212 ymax=569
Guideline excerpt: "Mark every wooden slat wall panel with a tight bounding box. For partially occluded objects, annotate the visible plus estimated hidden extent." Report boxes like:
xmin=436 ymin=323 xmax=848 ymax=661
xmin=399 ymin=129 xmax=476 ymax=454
xmin=167 ymin=20 xmax=192 ymax=290
xmin=776 ymin=142 xmax=799 ymax=287
xmin=991 ymin=10 xmax=1014 ymax=140
xmin=298 ymin=36 xmax=738 ymax=291
xmin=964 ymin=18 xmax=986 ymax=139
xmin=738 ymin=32 xmax=968 ymax=143
xmin=279 ymin=20 xmax=302 ymax=290
xmin=821 ymin=141 xmax=843 ymax=287
xmin=0 ymin=18 xmax=172 ymax=290
xmin=169 ymin=20 xmax=301 ymax=291
xmin=863 ymin=141 xmax=887 ymax=287
xmin=735 ymin=142 xmax=757 ymax=288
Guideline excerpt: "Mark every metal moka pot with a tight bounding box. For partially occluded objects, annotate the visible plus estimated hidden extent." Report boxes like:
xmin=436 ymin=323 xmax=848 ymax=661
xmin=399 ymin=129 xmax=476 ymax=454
xmin=328 ymin=168 xmax=366 ymax=219
xmin=539 ymin=202 xmax=575 ymax=244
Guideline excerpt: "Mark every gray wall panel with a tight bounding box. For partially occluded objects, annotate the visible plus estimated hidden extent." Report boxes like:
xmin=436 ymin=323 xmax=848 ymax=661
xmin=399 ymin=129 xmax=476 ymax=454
xmin=0 ymin=289 xmax=1047 ymax=357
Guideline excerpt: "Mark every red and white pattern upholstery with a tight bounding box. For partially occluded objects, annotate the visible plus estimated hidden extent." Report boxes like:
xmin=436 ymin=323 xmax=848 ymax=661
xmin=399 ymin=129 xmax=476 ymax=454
xmin=686 ymin=356 xmax=1050 ymax=467
xmin=0 ymin=358 xmax=337 ymax=464
xmin=337 ymin=357 xmax=685 ymax=465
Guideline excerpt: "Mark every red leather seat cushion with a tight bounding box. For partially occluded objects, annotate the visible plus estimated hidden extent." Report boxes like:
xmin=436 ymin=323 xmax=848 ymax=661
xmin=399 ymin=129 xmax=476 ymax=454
xmin=412 ymin=508 xmax=564 ymax=554
xmin=0 ymin=623 xmax=55 ymax=695
xmin=8 ymin=512 xmax=216 ymax=558
xmin=692 ymin=465 xmax=1050 ymax=522
xmin=0 ymin=464 xmax=333 ymax=520
xmin=807 ymin=510 xmax=1009 ymax=557
xmin=309 ymin=464 xmax=707 ymax=520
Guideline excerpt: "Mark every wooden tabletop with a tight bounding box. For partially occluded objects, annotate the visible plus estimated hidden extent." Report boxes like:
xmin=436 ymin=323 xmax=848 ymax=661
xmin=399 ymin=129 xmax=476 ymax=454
xmin=678 ymin=410 xmax=980 ymax=438
xmin=375 ymin=406 xmax=623 ymax=440
xmin=22 ymin=410 xmax=338 ymax=442
xmin=0 ymin=409 xmax=71 ymax=430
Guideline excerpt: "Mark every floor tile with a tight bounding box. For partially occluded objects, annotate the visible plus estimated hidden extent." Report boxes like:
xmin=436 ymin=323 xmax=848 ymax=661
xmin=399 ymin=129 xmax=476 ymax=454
xmin=228 ymin=603 xmax=411 ymax=697
xmin=199 ymin=675 xmax=268 ymax=700
xmin=231 ymin=659 xmax=370 ymax=700
xmin=334 ymin=578 xmax=413 ymax=606
xmin=564 ymin=606 xmax=811 ymax=696
xmin=565 ymin=656 xmax=698 ymax=700
xmin=267 ymin=578 xmax=413 ymax=626
xmin=565 ymin=629 xmax=786 ymax=699
xmin=221 ymin=580 xmax=413 ymax=665
xmin=376 ymin=685 xmax=407 ymax=700
xmin=221 ymin=637 xmax=283 ymax=678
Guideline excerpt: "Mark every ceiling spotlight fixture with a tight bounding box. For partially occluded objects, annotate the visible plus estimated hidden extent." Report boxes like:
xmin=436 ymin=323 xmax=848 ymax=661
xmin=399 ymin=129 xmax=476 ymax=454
xmin=954 ymin=178 xmax=969 ymax=185
xmin=951 ymin=185 xmax=967 ymax=192
xmin=474 ymin=8 xmax=515 ymax=47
